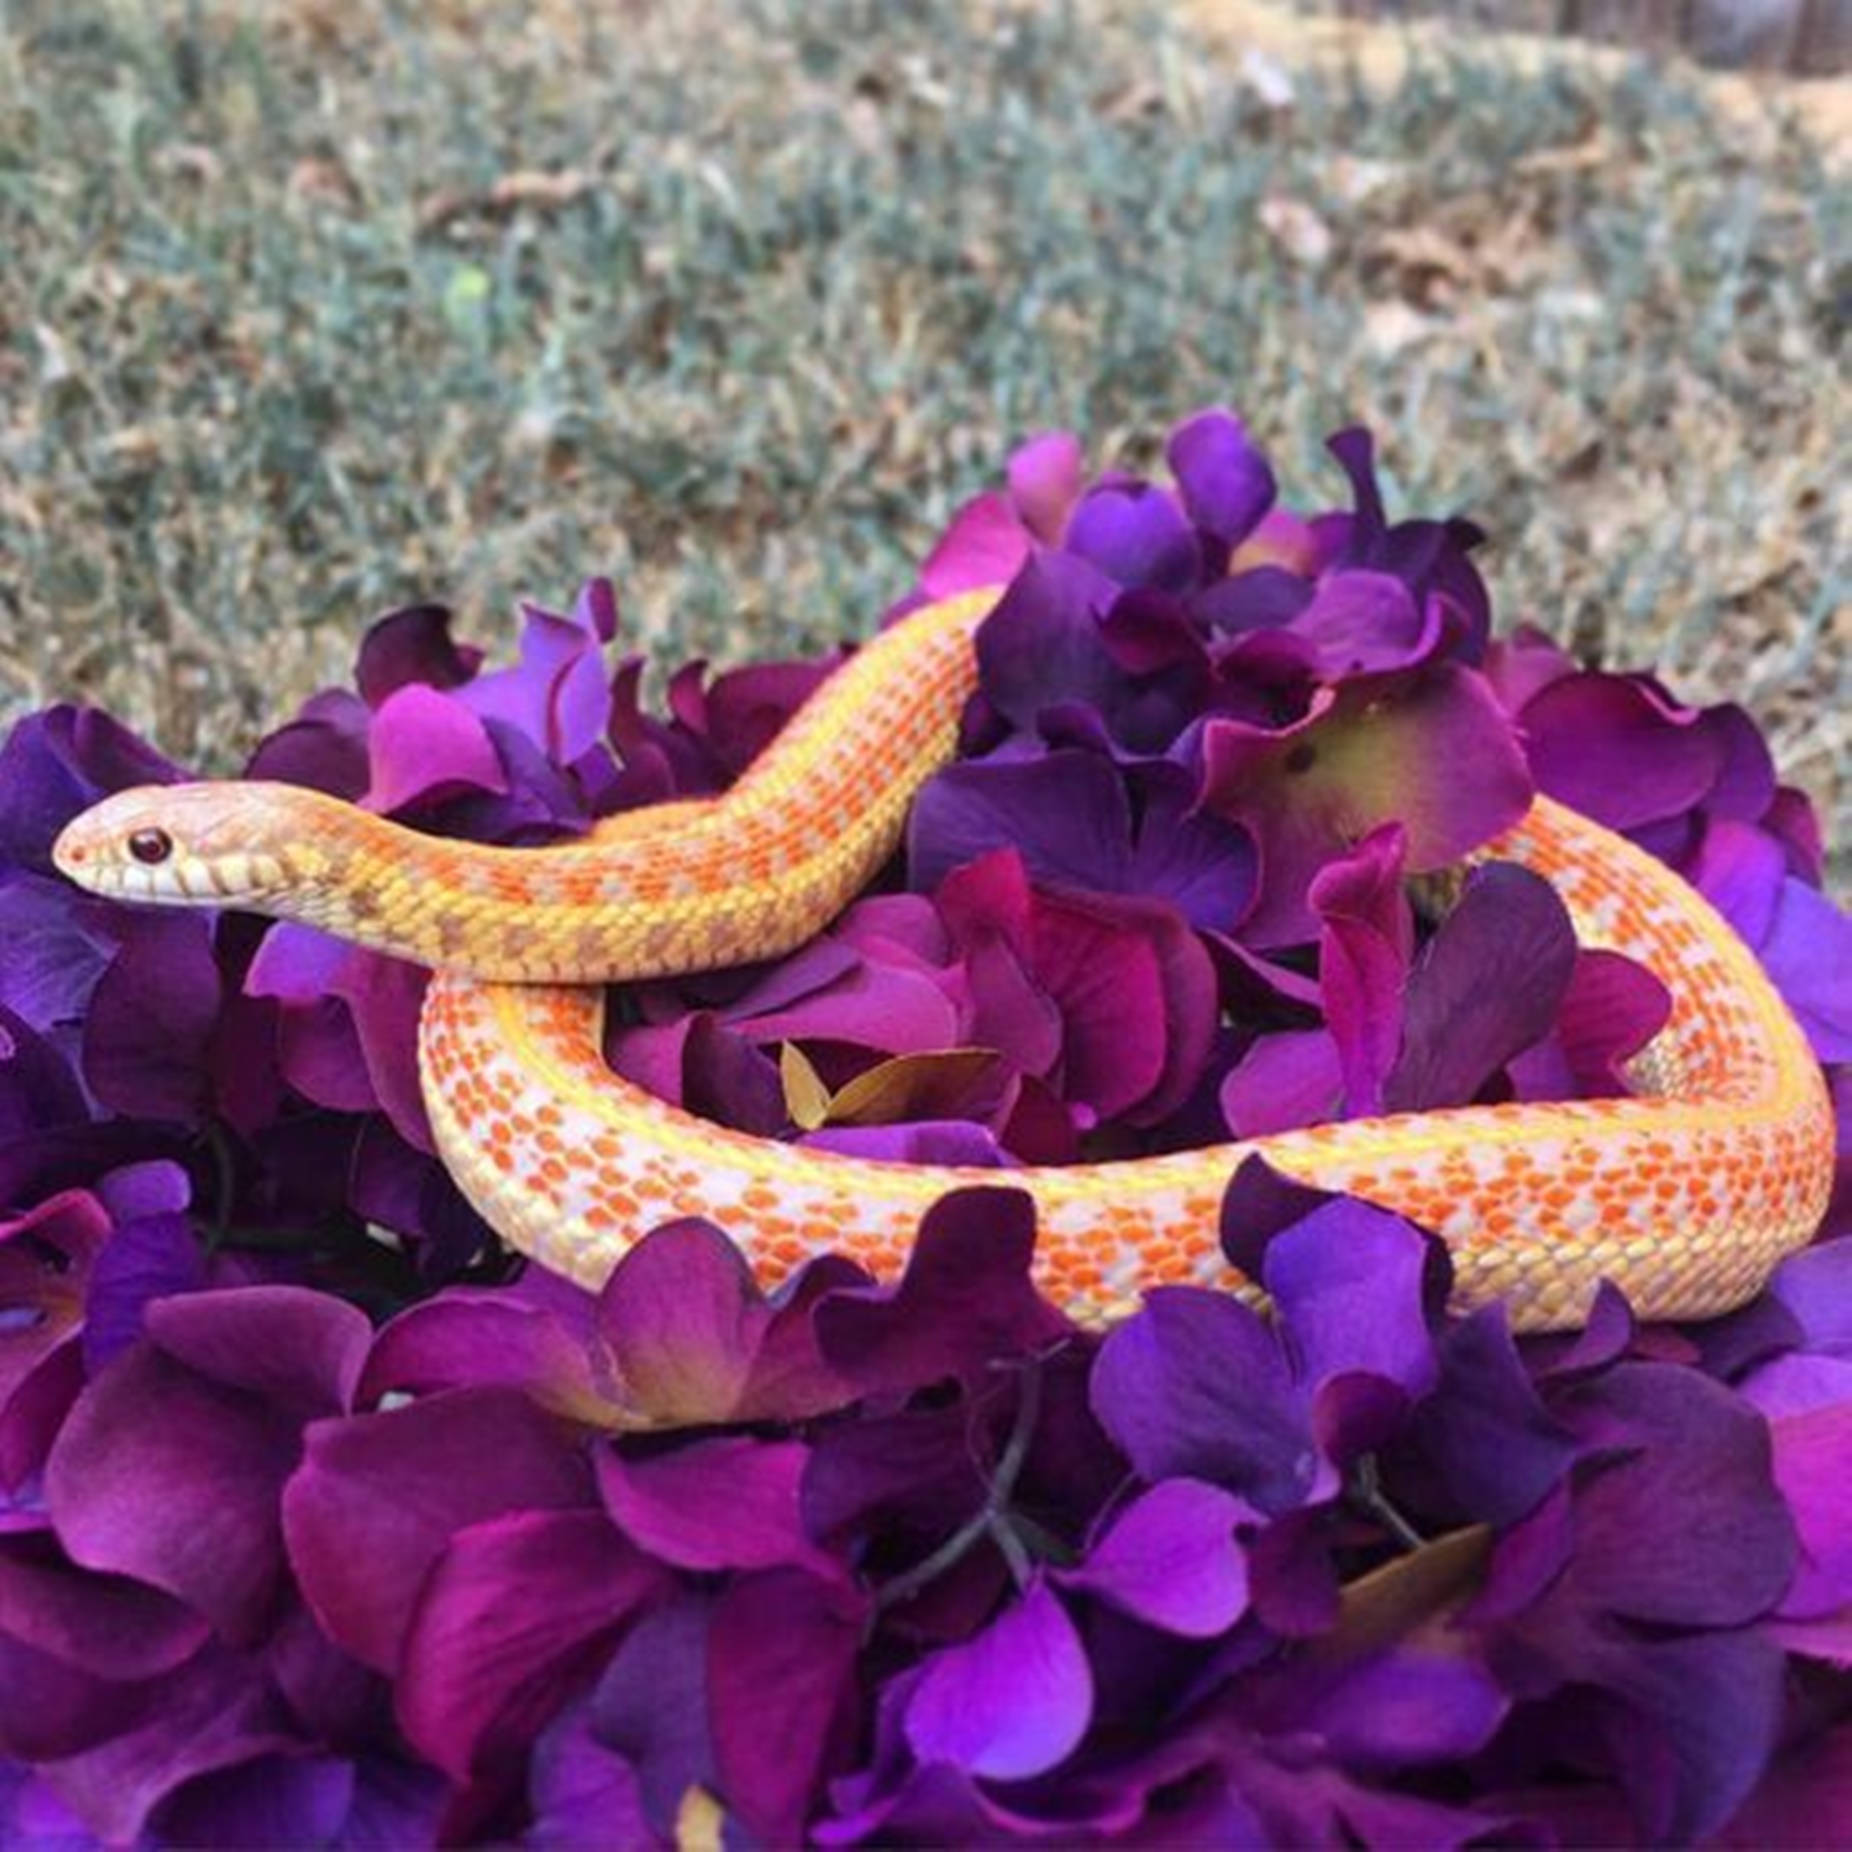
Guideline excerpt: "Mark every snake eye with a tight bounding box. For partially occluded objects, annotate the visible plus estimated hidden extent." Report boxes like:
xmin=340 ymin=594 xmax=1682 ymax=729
xmin=128 ymin=828 xmax=174 ymax=866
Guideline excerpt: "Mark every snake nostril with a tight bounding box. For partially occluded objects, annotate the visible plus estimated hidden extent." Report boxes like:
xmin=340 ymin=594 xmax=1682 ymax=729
xmin=128 ymin=828 xmax=174 ymax=866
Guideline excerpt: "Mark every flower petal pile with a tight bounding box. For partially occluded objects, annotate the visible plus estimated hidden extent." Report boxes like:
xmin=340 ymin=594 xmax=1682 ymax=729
xmin=0 ymin=410 xmax=1847 ymax=1845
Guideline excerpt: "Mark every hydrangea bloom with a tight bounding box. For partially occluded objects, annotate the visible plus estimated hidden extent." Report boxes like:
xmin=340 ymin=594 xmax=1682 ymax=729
xmin=0 ymin=409 xmax=1848 ymax=1845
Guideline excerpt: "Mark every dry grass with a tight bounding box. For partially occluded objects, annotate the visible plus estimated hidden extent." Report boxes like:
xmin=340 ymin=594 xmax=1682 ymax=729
xmin=1 ymin=0 xmax=1845 ymax=877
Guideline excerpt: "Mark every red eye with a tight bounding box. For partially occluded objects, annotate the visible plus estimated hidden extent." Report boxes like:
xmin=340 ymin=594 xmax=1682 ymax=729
xmin=128 ymin=828 xmax=173 ymax=865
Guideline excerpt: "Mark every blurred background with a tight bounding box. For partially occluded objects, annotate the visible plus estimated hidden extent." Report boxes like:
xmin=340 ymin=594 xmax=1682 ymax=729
xmin=0 ymin=0 xmax=1845 ymax=874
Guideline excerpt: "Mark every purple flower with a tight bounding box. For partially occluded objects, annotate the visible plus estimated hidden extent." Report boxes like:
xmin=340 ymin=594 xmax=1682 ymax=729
xmin=4 ymin=408 xmax=1848 ymax=1845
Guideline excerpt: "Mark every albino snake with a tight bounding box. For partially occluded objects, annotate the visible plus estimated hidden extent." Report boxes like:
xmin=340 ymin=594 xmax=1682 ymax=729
xmin=53 ymin=588 xmax=1836 ymax=1329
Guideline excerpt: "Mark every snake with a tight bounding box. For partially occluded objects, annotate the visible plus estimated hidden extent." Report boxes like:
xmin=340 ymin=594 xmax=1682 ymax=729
xmin=52 ymin=586 xmax=1836 ymax=1331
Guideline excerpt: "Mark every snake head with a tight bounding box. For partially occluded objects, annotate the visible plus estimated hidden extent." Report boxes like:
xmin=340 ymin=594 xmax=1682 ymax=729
xmin=52 ymin=782 xmax=311 ymax=908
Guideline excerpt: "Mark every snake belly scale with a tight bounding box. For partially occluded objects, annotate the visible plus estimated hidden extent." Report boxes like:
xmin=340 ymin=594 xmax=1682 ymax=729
xmin=55 ymin=588 xmax=1837 ymax=1330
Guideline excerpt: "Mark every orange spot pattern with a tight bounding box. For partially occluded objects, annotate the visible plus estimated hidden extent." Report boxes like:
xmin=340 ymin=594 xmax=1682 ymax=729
xmin=411 ymin=592 xmax=1835 ymax=1333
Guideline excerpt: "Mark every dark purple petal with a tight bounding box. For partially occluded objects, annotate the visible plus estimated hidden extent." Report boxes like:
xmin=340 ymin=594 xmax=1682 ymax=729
xmin=81 ymin=914 xmax=222 ymax=1123
xmin=154 ymin=1754 xmax=355 ymax=1851
xmin=527 ymin=1701 xmax=651 ymax=1849
xmin=0 ymin=872 xmax=111 ymax=1047
xmin=708 ymin=1567 xmax=867 ymax=1845
xmin=1167 ymin=408 xmax=1275 ymax=548
xmin=1384 ymin=863 xmax=1578 ymax=1112
xmin=975 ymin=550 xmax=1193 ymax=752
xmin=904 ymin=1578 xmax=1091 ymax=1779
xmin=396 ymin=1507 xmax=663 ymax=1781
xmin=1406 ymin=1308 xmax=1579 ymax=1525
xmin=0 ymin=1008 xmax=87 ymax=1143
xmin=33 ymin=1647 xmax=293 ymax=1846
xmin=812 ymin=1188 xmax=1069 ymax=1396
xmin=1089 ymin=1288 xmax=1318 ymax=1512
xmin=354 ymin=603 xmax=482 ymax=707
xmin=0 ymin=707 xmax=182 ymax=874
xmin=282 ymin=1386 xmax=592 ymax=1672
xmin=909 ymin=751 xmax=1134 ymax=899
xmin=584 ymin=1593 xmax=717 ymax=1833
xmin=1509 ymin=947 xmax=1672 ymax=1101
xmin=1066 ymin=484 xmax=1201 ymax=593
xmin=1560 ymin=1362 xmax=1797 ymax=1628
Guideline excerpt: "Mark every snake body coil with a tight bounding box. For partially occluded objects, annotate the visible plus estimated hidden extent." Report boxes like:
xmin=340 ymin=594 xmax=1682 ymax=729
xmin=55 ymin=589 xmax=1836 ymax=1329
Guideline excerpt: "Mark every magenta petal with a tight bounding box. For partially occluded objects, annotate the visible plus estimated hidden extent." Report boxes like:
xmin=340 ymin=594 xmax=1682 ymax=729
xmin=1520 ymin=672 xmax=1721 ymax=830
xmin=1220 ymin=1029 xmax=1343 ymax=1136
xmin=396 ymin=1507 xmax=663 ymax=1781
xmin=282 ymin=1385 xmax=592 ymax=1672
xmin=1062 ymin=1478 xmax=1254 ymax=1637
xmin=708 ymin=1567 xmax=867 ymax=1844
xmin=916 ymin=492 xmax=1033 ymax=601
xmin=0 ymin=1535 xmax=207 ymax=1679
xmin=361 ymin=684 xmax=506 ymax=813
xmin=1027 ymin=888 xmax=1168 ymax=1118
xmin=597 ymin=1436 xmax=838 ymax=1576
xmin=1007 ymin=432 xmax=1085 ymax=544
xmin=595 ymin=1219 xmax=768 ymax=1425
xmin=146 ymin=1285 xmax=369 ymax=1415
xmin=905 ymin=1578 xmax=1091 ymax=1779
xmin=1310 ymin=824 xmax=1411 ymax=1118
xmin=46 ymin=1340 xmax=297 ymax=1646
xmin=360 ymin=1289 xmax=616 ymax=1426
xmin=1510 ymin=947 xmax=1671 ymax=1101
